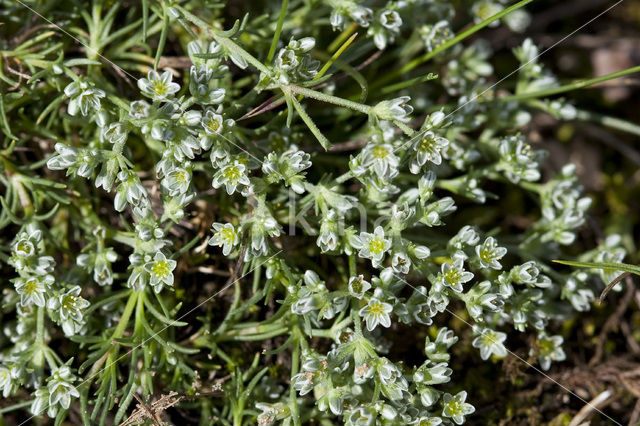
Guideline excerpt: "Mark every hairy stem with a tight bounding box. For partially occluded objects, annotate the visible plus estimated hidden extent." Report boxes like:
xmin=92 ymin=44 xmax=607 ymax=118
xmin=286 ymin=85 xmax=372 ymax=114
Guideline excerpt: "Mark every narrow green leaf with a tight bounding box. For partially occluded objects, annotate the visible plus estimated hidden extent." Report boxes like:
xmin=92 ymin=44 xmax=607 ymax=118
xmin=167 ymin=341 xmax=200 ymax=354
xmin=553 ymin=260 xmax=640 ymax=276
xmin=144 ymin=297 xmax=188 ymax=327
xmin=0 ymin=94 xmax=17 ymax=141
xmin=142 ymin=0 xmax=149 ymax=41
xmin=501 ymin=65 xmax=640 ymax=102
xmin=267 ymin=0 xmax=288 ymax=63
xmin=36 ymin=95 xmax=65 ymax=125
xmin=289 ymin=93 xmax=331 ymax=150
xmin=316 ymin=32 xmax=357 ymax=80
xmin=63 ymin=58 xmax=102 ymax=67
xmin=154 ymin=5 xmax=170 ymax=70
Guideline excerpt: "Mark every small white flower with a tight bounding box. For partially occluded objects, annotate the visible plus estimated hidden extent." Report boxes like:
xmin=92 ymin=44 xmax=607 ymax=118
xmin=47 ymin=143 xmax=79 ymax=170
xmin=291 ymin=371 xmax=315 ymax=396
xmin=162 ymin=167 xmax=192 ymax=196
xmin=359 ymin=297 xmax=393 ymax=331
xmin=475 ymin=237 xmax=507 ymax=270
xmin=212 ymin=161 xmax=251 ymax=195
xmin=138 ymin=70 xmax=180 ymax=101
xmin=348 ymin=275 xmax=371 ymax=299
xmin=412 ymin=131 xmax=449 ymax=167
xmin=380 ymin=10 xmax=401 ymax=30
xmin=0 ymin=365 xmax=20 ymax=398
xmin=249 ymin=212 xmax=281 ymax=256
xmin=55 ymin=286 xmax=90 ymax=322
xmin=442 ymin=391 xmax=475 ymax=425
xmin=14 ymin=275 xmax=53 ymax=307
xmin=129 ymin=100 xmax=151 ymax=118
xmin=31 ymin=387 xmax=54 ymax=417
xmin=472 ymin=328 xmax=508 ymax=360
xmin=351 ymin=226 xmax=391 ymax=265
xmin=64 ymin=81 xmax=105 ymax=116
xmin=534 ymin=335 xmax=565 ymax=370
xmin=48 ymin=370 xmax=79 ymax=410
xmin=317 ymin=210 xmax=340 ymax=252
xmin=276 ymin=48 xmax=299 ymax=70
xmin=391 ymin=251 xmax=411 ymax=274
xmin=361 ymin=143 xmax=399 ymax=179
xmin=348 ymin=406 xmax=376 ymax=425
xmin=144 ymin=252 xmax=177 ymax=293
xmin=209 ymin=223 xmax=240 ymax=255
xmin=437 ymin=259 xmax=473 ymax=293
xmin=202 ymin=109 xmax=225 ymax=135
xmin=115 ymin=170 xmax=149 ymax=212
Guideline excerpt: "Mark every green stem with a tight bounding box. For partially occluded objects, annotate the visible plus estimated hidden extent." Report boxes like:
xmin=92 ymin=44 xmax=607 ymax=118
xmin=0 ymin=400 xmax=33 ymax=414
xmin=285 ymin=85 xmax=372 ymax=115
xmin=154 ymin=2 xmax=169 ymax=69
xmin=527 ymin=100 xmax=640 ymax=137
xmin=348 ymin=254 xmax=356 ymax=277
xmin=380 ymin=72 xmax=438 ymax=95
xmin=574 ymin=109 xmax=640 ymax=137
xmin=34 ymin=306 xmax=45 ymax=369
xmin=393 ymin=120 xmax=415 ymax=136
xmin=371 ymin=379 xmax=381 ymax=402
xmin=289 ymin=335 xmax=301 ymax=426
xmin=499 ymin=65 xmax=640 ymax=102
xmin=43 ymin=347 xmax=58 ymax=369
xmin=335 ymin=171 xmax=353 ymax=184
xmin=373 ymin=0 xmax=537 ymax=88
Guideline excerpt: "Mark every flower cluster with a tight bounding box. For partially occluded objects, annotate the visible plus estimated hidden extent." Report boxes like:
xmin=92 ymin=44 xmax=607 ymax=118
xmin=9 ymin=225 xmax=56 ymax=309
xmin=262 ymin=38 xmax=320 ymax=87
xmin=31 ymin=365 xmax=79 ymax=418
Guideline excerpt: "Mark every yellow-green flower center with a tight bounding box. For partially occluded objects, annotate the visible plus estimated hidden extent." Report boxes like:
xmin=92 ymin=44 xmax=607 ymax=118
xmin=25 ymin=279 xmax=39 ymax=294
xmin=372 ymin=146 xmax=389 ymax=159
xmin=368 ymin=301 xmax=385 ymax=315
xmin=151 ymin=260 xmax=171 ymax=279
xmin=62 ymin=295 xmax=77 ymax=311
xmin=444 ymin=267 xmax=460 ymax=283
xmin=480 ymin=247 xmax=492 ymax=262
xmin=219 ymin=228 xmax=235 ymax=242
xmin=207 ymin=118 xmax=221 ymax=132
xmin=17 ymin=240 xmax=32 ymax=254
xmin=175 ymin=171 xmax=188 ymax=183
xmin=223 ymin=166 xmax=241 ymax=181
xmin=419 ymin=135 xmax=437 ymax=152
xmin=368 ymin=238 xmax=385 ymax=254
xmin=540 ymin=339 xmax=554 ymax=353
xmin=447 ymin=398 xmax=462 ymax=414
xmin=152 ymin=80 xmax=168 ymax=96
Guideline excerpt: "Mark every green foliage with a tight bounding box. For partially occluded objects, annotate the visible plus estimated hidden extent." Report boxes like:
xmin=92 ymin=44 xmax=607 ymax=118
xmin=0 ymin=0 xmax=636 ymax=425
